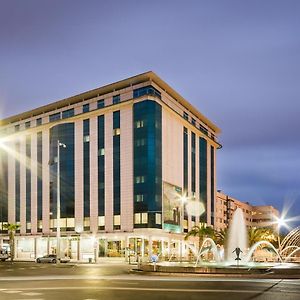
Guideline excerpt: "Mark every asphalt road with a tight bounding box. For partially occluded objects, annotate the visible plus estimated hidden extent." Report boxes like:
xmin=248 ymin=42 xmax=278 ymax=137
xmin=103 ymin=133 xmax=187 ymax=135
xmin=0 ymin=262 xmax=299 ymax=300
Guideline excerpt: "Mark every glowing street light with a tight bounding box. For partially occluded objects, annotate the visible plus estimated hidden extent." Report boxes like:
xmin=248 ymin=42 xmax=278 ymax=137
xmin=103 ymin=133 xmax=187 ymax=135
xmin=56 ymin=140 xmax=66 ymax=264
xmin=274 ymin=215 xmax=288 ymax=252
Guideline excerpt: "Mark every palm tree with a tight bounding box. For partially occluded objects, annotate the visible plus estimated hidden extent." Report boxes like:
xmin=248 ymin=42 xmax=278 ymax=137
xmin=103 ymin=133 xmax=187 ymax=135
xmin=214 ymin=228 xmax=228 ymax=246
xmin=248 ymin=227 xmax=277 ymax=247
xmin=184 ymin=224 xmax=215 ymax=250
xmin=3 ymin=223 xmax=20 ymax=262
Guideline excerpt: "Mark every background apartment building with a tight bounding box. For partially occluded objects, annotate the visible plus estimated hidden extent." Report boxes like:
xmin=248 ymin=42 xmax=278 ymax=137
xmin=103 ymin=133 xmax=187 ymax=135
xmin=215 ymin=191 xmax=279 ymax=232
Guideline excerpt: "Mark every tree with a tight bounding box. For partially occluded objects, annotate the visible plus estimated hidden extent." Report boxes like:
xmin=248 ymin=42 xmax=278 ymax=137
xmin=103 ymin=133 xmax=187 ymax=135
xmin=214 ymin=228 xmax=228 ymax=246
xmin=3 ymin=223 xmax=20 ymax=262
xmin=184 ymin=224 xmax=215 ymax=250
xmin=248 ymin=227 xmax=277 ymax=247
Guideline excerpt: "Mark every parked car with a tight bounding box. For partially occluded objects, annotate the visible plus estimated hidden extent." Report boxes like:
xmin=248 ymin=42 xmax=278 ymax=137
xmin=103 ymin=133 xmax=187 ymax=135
xmin=0 ymin=250 xmax=9 ymax=262
xmin=36 ymin=254 xmax=70 ymax=263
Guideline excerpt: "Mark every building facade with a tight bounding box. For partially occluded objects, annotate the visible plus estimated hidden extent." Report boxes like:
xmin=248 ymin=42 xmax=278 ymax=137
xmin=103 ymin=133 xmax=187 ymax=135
xmin=215 ymin=191 xmax=279 ymax=232
xmin=0 ymin=72 xmax=220 ymax=261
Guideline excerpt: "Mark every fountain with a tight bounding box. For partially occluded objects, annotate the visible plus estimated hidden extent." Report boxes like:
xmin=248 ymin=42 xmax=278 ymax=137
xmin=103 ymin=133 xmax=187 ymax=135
xmin=194 ymin=238 xmax=221 ymax=266
xmin=226 ymin=208 xmax=248 ymax=264
xmin=245 ymin=241 xmax=283 ymax=263
xmin=140 ymin=208 xmax=300 ymax=275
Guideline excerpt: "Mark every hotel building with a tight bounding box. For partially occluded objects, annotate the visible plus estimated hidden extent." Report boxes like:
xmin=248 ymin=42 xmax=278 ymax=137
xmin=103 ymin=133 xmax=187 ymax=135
xmin=0 ymin=72 xmax=220 ymax=261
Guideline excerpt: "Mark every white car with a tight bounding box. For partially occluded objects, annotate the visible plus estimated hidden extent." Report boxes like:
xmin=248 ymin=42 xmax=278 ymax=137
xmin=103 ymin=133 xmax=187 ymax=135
xmin=36 ymin=254 xmax=70 ymax=263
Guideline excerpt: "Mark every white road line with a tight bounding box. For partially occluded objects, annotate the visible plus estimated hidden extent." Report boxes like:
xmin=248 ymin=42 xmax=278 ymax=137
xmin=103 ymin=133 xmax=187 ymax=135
xmin=0 ymin=286 xmax=297 ymax=295
xmin=0 ymin=274 xmax=296 ymax=283
xmin=2 ymin=290 xmax=22 ymax=293
xmin=22 ymin=292 xmax=43 ymax=296
xmin=14 ymin=299 xmax=44 ymax=300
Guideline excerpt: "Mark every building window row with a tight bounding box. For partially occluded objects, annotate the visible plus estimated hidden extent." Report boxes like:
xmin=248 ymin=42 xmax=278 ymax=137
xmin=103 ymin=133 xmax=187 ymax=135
xmin=133 ymin=85 xmax=161 ymax=99
xmin=182 ymin=111 xmax=211 ymax=138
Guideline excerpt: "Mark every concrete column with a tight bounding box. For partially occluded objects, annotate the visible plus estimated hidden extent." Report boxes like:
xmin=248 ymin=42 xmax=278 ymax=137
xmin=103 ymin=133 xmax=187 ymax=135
xmin=31 ymin=134 xmax=38 ymax=234
xmin=105 ymin=112 xmax=113 ymax=232
xmin=187 ymin=130 xmax=192 ymax=231
xmin=149 ymin=236 xmax=153 ymax=257
xmin=77 ymin=237 xmax=80 ymax=261
xmin=206 ymin=141 xmax=211 ymax=226
xmin=20 ymin=136 xmax=26 ymax=234
xmin=34 ymin=237 xmax=37 ymax=259
xmin=7 ymin=141 xmax=16 ymax=224
xmin=120 ymin=106 xmax=133 ymax=231
xmin=42 ymin=130 xmax=50 ymax=234
xmin=195 ymin=135 xmax=200 ymax=226
xmin=74 ymin=120 xmax=84 ymax=232
xmin=90 ymin=116 xmax=98 ymax=233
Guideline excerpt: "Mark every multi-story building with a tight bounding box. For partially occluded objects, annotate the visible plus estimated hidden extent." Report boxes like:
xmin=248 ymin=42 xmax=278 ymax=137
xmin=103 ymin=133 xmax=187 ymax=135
xmin=252 ymin=205 xmax=279 ymax=230
xmin=0 ymin=71 xmax=221 ymax=261
xmin=215 ymin=191 xmax=279 ymax=232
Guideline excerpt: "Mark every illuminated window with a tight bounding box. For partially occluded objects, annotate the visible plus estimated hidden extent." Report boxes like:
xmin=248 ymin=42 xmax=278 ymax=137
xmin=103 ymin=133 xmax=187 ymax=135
xmin=113 ymin=128 xmax=120 ymax=136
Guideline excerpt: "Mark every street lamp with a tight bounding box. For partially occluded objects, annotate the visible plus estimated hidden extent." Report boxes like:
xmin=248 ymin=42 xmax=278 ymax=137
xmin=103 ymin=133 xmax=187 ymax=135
xmin=56 ymin=140 xmax=66 ymax=263
xmin=179 ymin=194 xmax=188 ymax=262
xmin=274 ymin=215 xmax=287 ymax=252
xmin=180 ymin=194 xmax=187 ymax=232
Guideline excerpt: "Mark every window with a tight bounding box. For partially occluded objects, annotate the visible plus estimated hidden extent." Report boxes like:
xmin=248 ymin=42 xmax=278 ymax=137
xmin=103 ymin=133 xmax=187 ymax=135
xmin=134 ymin=213 xmax=141 ymax=224
xmin=113 ymin=95 xmax=120 ymax=104
xmin=135 ymin=195 xmax=144 ymax=202
xmin=155 ymin=213 xmax=162 ymax=225
xmin=49 ymin=113 xmax=61 ymax=122
xmin=134 ymin=213 xmax=148 ymax=224
xmin=183 ymin=112 xmax=189 ymax=120
xmin=98 ymin=216 xmax=105 ymax=227
xmin=15 ymin=124 xmax=20 ymax=132
xmin=113 ymin=215 xmax=120 ymax=226
xmin=141 ymin=213 xmax=148 ymax=224
xmin=191 ymin=118 xmax=196 ymax=126
xmin=135 ymin=120 xmax=144 ymax=128
xmin=133 ymin=86 xmax=161 ymax=99
xmin=62 ymin=108 xmax=74 ymax=119
xmin=97 ymin=99 xmax=105 ymax=109
xmin=199 ymin=124 xmax=208 ymax=135
xmin=36 ymin=118 xmax=42 ymax=126
xmin=83 ymin=104 xmax=89 ymax=113
xmin=113 ymin=128 xmax=120 ymax=136
xmin=25 ymin=121 xmax=31 ymax=129
xmin=98 ymin=148 xmax=105 ymax=156
xmin=135 ymin=139 xmax=145 ymax=147
xmin=135 ymin=176 xmax=145 ymax=184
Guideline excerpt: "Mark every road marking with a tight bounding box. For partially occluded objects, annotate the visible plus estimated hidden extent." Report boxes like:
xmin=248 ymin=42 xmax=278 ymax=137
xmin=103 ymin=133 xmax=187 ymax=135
xmin=0 ymin=286 xmax=298 ymax=295
xmin=0 ymin=274 xmax=297 ymax=284
xmin=22 ymin=292 xmax=43 ymax=296
xmin=2 ymin=290 xmax=22 ymax=293
xmin=14 ymin=299 xmax=44 ymax=300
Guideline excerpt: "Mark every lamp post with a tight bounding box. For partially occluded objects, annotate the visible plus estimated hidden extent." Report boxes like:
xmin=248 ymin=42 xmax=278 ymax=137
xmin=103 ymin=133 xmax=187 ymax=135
xmin=179 ymin=194 xmax=187 ymax=262
xmin=276 ymin=216 xmax=287 ymax=253
xmin=56 ymin=140 xmax=66 ymax=263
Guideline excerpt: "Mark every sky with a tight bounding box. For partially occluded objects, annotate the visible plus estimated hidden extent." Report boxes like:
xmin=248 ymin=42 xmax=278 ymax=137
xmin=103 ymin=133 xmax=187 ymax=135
xmin=0 ymin=0 xmax=300 ymax=227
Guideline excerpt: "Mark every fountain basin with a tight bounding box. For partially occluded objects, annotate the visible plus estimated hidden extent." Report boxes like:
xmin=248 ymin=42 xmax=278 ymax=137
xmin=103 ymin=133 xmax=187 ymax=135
xmin=137 ymin=262 xmax=300 ymax=278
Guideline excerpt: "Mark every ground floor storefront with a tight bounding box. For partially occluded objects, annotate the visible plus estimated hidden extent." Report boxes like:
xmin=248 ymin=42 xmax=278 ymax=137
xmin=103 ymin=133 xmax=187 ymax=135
xmin=0 ymin=229 xmax=197 ymax=262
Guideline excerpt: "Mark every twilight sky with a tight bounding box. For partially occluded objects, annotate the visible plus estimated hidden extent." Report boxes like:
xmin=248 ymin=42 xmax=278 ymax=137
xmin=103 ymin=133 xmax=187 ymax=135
xmin=1 ymin=0 xmax=300 ymax=226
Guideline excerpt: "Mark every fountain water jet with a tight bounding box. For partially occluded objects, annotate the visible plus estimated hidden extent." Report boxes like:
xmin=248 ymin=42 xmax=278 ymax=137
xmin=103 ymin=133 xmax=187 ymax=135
xmin=226 ymin=208 xmax=248 ymax=263
xmin=195 ymin=238 xmax=221 ymax=267
xmin=245 ymin=241 xmax=283 ymax=263
xmin=284 ymin=247 xmax=300 ymax=262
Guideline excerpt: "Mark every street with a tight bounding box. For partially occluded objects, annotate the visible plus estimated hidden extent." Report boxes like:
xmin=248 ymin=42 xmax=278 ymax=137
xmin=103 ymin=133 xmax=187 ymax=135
xmin=0 ymin=262 xmax=299 ymax=300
